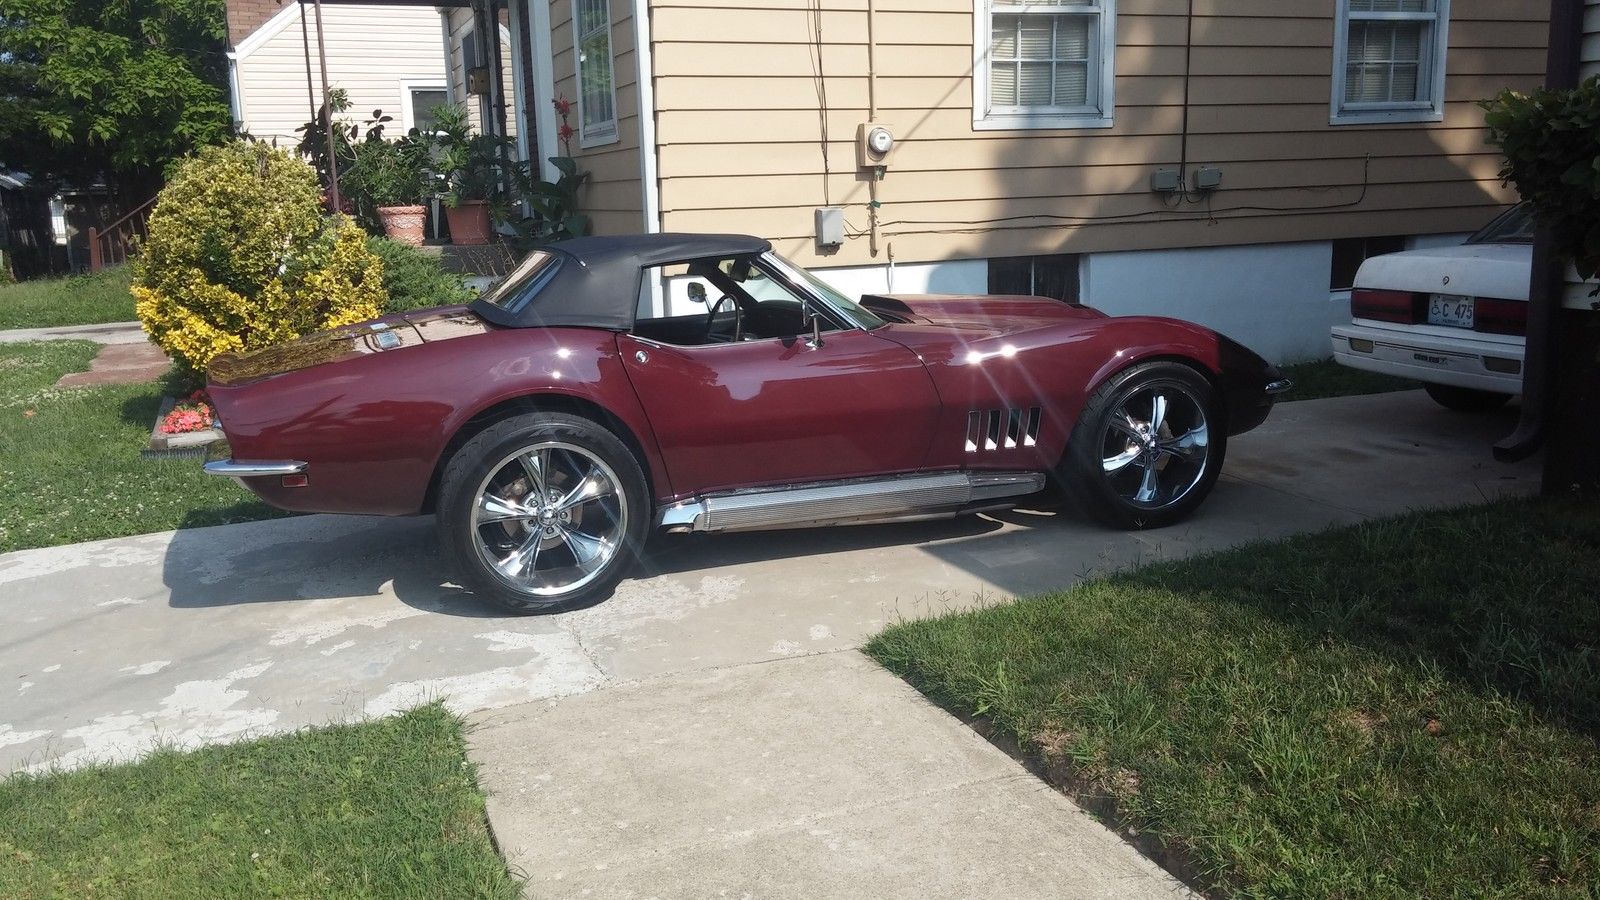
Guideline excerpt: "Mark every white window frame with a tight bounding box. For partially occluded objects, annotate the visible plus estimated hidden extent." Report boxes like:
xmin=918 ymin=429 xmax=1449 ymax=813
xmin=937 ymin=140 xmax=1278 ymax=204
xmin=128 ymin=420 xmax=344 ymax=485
xmin=398 ymin=80 xmax=450 ymax=135
xmin=972 ymin=0 xmax=1116 ymax=131
xmin=573 ymin=0 xmax=620 ymax=148
xmin=1330 ymin=0 xmax=1450 ymax=125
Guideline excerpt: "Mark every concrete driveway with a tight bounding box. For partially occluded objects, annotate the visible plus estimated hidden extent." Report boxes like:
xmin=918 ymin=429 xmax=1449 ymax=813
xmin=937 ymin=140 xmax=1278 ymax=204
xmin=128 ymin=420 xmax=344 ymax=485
xmin=0 ymin=391 xmax=1537 ymax=896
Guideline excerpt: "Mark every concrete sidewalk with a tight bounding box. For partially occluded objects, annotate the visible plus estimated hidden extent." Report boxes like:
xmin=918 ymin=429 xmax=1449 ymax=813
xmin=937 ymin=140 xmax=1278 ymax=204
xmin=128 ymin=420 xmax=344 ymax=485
xmin=0 ymin=391 xmax=1537 ymax=895
xmin=0 ymin=320 xmax=146 ymax=344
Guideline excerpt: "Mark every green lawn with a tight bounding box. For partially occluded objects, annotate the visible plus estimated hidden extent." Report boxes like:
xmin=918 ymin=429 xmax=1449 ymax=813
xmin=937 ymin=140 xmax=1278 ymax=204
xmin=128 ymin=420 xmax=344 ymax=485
xmin=0 ymin=341 xmax=282 ymax=552
xmin=0 ymin=705 xmax=520 ymax=899
xmin=868 ymin=498 xmax=1599 ymax=898
xmin=1277 ymin=357 xmax=1419 ymax=401
xmin=0 ymin=267 xmax=137 ymax=330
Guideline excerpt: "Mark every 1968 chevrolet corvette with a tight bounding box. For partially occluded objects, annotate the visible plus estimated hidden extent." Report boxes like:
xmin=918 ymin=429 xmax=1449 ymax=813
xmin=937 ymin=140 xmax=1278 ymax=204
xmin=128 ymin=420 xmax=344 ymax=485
xmin=204 ymin=234 xmax=1289 ymax=612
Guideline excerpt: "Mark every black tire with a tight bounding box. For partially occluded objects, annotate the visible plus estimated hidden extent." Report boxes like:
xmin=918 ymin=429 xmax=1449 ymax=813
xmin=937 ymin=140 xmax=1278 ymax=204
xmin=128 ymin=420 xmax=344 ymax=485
xmin=1061 ymin=361 xmax=1227 ymax=529
xmin=436 ymin=412 xmax=649 ymax=614
xmin=1424 ymin=383 xmax=1512 ymax=412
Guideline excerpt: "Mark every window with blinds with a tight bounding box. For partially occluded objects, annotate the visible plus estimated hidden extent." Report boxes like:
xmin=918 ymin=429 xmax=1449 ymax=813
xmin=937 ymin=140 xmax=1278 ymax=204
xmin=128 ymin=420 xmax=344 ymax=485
xmin=974 ymin=0 xmax=1114 ymax=130
xmin=575 ymin=0 xmax=617 ymax=144
xmin=1332 ymin=0 xmax=1450 ymax=123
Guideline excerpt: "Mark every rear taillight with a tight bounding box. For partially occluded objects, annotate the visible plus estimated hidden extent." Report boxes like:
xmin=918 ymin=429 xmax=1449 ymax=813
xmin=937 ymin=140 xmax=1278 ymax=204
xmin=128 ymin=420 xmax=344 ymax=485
xmin=1474 ymin=298 xmax=1527 ymax=336
xmin=1351 ymin=288 xmax=1420 ymax=324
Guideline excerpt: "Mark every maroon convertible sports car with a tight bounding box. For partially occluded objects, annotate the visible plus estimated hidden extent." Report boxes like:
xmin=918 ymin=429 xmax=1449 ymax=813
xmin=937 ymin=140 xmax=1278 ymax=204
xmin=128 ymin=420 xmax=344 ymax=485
xmin=204 ymin=233 xmax=1289 ymax=612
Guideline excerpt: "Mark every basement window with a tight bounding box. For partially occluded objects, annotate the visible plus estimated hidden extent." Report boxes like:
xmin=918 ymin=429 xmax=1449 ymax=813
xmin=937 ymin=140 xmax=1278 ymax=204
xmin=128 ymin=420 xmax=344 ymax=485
xmin=1330 ymin=235 xmax=1406 ymax=291
xmin=973 ymin=0 xmax=1115 ymax=131
xmin=989 ymin=254 xmax=1081 ymax=302
xmin=1331 ymin=0 xmax=1450 ymax=124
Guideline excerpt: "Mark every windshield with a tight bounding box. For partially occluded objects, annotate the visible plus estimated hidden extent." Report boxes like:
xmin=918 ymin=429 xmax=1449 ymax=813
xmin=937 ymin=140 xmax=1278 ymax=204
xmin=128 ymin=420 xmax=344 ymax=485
xmin=760 ymin=251 xmax=885 ymax=330
xmin=1467 ymin=204 xmax=1534 ymax=245
xmin=477 ymin=250 xmax=561 ymax=312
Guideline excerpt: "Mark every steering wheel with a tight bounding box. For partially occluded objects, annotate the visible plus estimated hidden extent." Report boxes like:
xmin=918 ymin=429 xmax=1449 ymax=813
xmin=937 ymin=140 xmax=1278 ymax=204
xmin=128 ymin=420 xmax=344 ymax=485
xmin=703 ymin=294 xmax=743 ymax=343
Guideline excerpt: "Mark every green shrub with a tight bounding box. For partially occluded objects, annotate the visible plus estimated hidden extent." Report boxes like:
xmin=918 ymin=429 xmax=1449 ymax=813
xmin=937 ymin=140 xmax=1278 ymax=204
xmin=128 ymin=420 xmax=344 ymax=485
xmin=367 ymin=237 xmax=476 ymax=313
xmin=132 ymin=141 xmax=386 ymax=373
xmin=1483 ymin=76 xmax=1600 ymax=284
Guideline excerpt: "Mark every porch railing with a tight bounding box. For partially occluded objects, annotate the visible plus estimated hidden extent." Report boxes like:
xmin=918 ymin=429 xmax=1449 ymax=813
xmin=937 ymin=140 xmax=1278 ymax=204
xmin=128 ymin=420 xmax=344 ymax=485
xmin=87 ymin=195 xmax=157 ymax=272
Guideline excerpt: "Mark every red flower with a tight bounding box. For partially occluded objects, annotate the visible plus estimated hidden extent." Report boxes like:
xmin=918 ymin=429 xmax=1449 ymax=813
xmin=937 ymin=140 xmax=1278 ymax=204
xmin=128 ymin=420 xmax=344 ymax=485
xmin=558 ymin=122 xmax=576 ymax=143
xmin=553 ymin=96 xmax=573 ymax=117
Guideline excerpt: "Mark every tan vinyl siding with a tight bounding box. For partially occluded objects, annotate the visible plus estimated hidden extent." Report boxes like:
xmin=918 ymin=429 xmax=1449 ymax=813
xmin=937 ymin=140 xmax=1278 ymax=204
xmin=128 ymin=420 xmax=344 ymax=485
xmin=649 ymin=0 xmax=1546 ymax=267
xmin=233 ymin=4 xmax=447 ymax=147
xmin=552 ymin=0 xmax=644 ymax=234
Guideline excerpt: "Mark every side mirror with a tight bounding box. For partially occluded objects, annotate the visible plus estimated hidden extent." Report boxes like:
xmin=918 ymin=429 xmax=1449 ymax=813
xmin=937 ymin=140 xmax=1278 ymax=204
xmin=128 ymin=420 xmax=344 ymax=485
xmin=687 ymin=282 xmax=707 ymax=304
xmin=804 ymin=298 xmax=824 ymax=349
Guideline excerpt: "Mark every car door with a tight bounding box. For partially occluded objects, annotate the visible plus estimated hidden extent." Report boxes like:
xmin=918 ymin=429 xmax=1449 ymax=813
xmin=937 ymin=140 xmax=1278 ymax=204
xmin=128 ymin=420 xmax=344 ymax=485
xmin=618 ymin=265 xmax=940 ymax=495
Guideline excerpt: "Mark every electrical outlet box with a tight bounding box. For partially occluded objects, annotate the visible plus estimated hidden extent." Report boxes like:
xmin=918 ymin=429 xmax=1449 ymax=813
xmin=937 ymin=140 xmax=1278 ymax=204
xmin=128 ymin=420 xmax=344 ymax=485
xmin=1194 ymin=166 xmax=1223 ymax=190
xmin=466 ymin=66 xmax=491 ymax=96
xmin=1150 ymin=169 xmax=1181 ymax=193
xmin=815 ymin=206 xmax=845 ymax=247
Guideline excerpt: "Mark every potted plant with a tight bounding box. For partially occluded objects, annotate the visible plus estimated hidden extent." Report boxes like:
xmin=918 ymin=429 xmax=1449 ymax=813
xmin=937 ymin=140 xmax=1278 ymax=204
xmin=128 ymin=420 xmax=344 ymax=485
xmin=431 ymin=103 xmax=510 ymax=245
xmin=348 ymin=131 xmax=431 ymax=246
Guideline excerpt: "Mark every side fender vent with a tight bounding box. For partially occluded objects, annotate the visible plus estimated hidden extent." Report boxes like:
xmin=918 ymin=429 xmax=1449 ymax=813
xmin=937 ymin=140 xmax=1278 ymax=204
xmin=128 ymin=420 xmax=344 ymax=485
xmin=965 ymin=407 xmax=1040 ymax=453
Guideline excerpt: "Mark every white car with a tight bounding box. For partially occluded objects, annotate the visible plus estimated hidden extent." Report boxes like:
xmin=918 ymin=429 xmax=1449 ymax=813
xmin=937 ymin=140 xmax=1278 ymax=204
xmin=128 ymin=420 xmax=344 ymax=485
xmin=1332 ymin=206 xmax=1531 ymax=411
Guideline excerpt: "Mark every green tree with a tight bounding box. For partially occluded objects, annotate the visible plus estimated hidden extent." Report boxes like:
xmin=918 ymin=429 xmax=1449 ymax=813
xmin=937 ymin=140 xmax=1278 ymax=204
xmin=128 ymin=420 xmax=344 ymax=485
xmin=0 ymin=0 xmax=231 ymax=193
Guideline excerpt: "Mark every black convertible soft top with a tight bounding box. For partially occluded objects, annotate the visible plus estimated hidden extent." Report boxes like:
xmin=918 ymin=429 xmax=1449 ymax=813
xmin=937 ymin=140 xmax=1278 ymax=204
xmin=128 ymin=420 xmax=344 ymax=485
xmin=471 ymin=233 xmax=773 ymax=330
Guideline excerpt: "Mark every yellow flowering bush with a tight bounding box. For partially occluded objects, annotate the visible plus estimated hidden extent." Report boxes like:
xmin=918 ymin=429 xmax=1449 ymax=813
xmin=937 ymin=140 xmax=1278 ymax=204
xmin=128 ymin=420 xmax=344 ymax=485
xmin=133 ymin=140 xmax=386 ymax=374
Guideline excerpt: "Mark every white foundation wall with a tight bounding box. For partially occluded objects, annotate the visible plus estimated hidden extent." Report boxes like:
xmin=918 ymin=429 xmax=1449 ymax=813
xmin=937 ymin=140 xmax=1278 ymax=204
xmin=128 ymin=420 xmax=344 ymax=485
xmin=812 ymin=259 xmax=989 ymax=299
xmin=1081 ymin=243 xmax=1353 ymax=364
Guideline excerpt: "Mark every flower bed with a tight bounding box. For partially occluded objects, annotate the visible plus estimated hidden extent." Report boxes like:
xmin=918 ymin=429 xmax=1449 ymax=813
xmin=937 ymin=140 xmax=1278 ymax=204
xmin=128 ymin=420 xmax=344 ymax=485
xmin=146 ymin=390 xmax=224 ymax=454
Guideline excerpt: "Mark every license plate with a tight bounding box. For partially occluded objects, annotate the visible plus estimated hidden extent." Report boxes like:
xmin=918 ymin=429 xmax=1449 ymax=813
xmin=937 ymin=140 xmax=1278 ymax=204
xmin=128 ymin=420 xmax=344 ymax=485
xmin=1427 ymin=294 xmax=1475 ymax=329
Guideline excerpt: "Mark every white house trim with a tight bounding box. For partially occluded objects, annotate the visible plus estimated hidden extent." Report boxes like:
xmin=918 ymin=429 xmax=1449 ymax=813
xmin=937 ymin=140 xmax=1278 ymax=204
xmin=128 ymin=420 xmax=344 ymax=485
xmin=1329 ymin=0 xmax=1451 ymax=126
xmin=233 ymin=2 xmax=304 ymax=59
xmin=633 ymin=0 xmax=661 ymax=233
xmin=970 ymin=0 xmax=1116 ymax=132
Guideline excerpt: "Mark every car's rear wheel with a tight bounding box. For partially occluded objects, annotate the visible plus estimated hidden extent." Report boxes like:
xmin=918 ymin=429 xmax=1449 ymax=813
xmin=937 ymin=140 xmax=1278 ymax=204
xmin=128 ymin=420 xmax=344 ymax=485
xmin=1424 ymin=383 xmax=1512 ymax=412
xmin=436 ymin=412 xmax=648 ymax=614
xmin=1062 ymin=361 xmax=1226 ymax=529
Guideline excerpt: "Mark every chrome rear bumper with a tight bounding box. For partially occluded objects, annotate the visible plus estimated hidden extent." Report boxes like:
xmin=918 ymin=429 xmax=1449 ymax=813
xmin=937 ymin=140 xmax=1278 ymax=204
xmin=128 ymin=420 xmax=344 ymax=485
xmin=202 ymin=459 xmax=307 ymax=478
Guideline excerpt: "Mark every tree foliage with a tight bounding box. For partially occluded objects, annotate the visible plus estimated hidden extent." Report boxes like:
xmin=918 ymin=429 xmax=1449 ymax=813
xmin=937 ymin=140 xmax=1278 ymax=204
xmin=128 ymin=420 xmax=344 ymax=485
xmin=133 ymin=141 xmax=384 ymax=373
xmin=0 ymin=0 xmax=231 ymax=186
xmin=1483 ymin=77 xmax=1600 ymax=284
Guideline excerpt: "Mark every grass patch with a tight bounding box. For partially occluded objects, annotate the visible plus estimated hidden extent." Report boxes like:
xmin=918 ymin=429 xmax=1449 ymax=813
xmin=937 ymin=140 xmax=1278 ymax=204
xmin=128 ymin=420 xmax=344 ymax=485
xmin=0 ymin=704 xmax=520 ymax=899
xmin=868 ymin=497 xmax=1600 ymax=898
xmin=0 ymin=267 xmax=136 ymax=330
xmin=0 ymin=341 xmax=283 ymax=552
xmin=1278 ymin=357 xmax=1419 ymax=401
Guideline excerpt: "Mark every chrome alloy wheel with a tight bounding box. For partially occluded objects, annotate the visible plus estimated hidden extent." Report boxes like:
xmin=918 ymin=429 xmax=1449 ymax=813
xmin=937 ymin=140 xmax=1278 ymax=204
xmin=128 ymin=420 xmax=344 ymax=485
xmin=1099 ymin=383 xmax=1211 ymax=510
xmin=470 ymin=441 xmax=628 ymax=598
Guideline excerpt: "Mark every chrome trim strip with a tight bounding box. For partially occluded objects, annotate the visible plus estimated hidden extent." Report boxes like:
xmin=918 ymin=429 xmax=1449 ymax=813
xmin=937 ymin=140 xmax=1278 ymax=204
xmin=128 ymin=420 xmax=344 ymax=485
xmin=1264 ymin=379 xmax=1294 ymax=395
xmin=655 ymin=471 xmax=1046 ymax=534
xmin=202 ymin=459 xmax=307 ymax=478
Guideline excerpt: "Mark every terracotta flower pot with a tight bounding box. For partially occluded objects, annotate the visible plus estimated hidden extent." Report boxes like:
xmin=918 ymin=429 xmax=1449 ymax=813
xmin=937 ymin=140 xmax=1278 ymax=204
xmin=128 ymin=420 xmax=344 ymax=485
xmin=445 ymin=200 xmax=493 ymax=246
xmin=376 ymin=205 xmax=427 ymax=247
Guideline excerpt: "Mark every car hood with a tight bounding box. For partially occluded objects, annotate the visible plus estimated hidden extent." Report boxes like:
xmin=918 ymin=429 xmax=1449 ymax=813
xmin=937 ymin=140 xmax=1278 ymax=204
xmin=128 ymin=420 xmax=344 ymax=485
xmin=861 ymin=293 xmax=1106 ymax=332
xmin=1354 ymin=243 xmax=1532 ymax=301
xmin=208 ymin=306 xmax=489 ymax=386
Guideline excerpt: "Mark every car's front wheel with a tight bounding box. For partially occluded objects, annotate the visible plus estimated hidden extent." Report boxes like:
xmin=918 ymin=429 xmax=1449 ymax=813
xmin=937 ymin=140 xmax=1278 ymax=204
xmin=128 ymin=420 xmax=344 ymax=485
xmin=436 ymin=412 xmax=649 ymax=614
xmin=1424 ymin=383 xmax=1512 ymax=412
xmin=1062 ymin=361 xmax=1226 ymax=529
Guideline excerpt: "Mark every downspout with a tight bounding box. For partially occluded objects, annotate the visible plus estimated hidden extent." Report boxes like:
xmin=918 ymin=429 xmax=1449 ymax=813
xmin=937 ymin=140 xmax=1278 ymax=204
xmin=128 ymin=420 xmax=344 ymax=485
xmin=632 ymin=0 xmax=661 ymax=233
xmin=1493 ymin=0 xmax=1585 ymax=465
xmin=226 ymin=50 xmax=244 ymax=132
